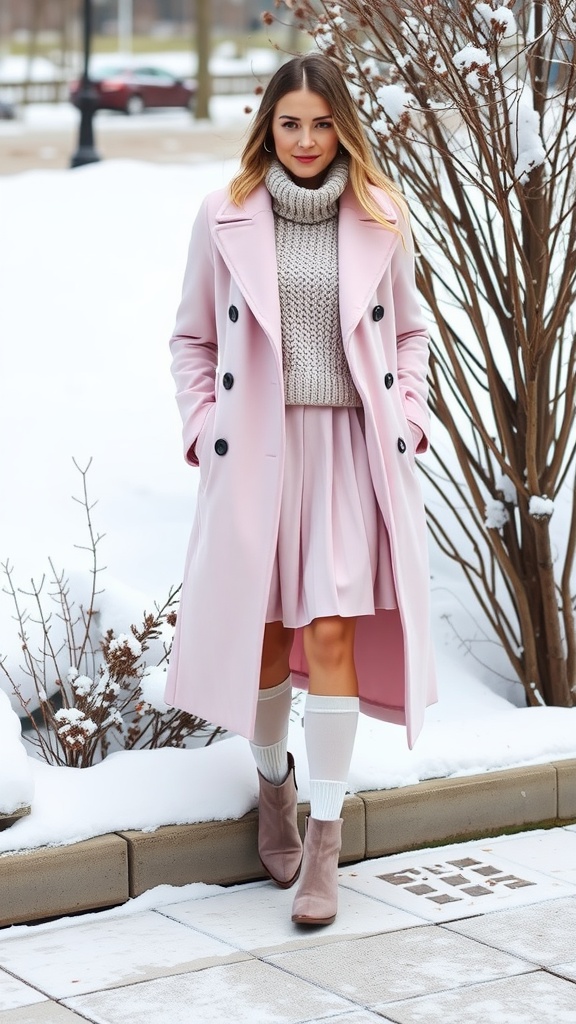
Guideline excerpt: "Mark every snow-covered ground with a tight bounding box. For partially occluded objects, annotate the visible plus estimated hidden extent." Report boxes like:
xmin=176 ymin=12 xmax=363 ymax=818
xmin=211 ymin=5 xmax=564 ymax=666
xmin=0 ymin=44 xmax=280 ymax=83
xmin=0 ymin=111 xmax=574 ymax=847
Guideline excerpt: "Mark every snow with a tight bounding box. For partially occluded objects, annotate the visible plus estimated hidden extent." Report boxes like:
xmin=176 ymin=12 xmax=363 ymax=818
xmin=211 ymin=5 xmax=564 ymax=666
xmin=485 ymin=498 xmax=510 ymax=530
xmin=529 ymin=495 xmax=555 ymax=520
xmin=498 ymin=474 xmax=517 ymax=505
xmin=0 ymin=112 xmax=574 ymax=849
xmin=375 ymin=83 xmax=416 ymax=124
xmin=452 ymin=45 xmax=495 ymax=89
xmin=0 ymin=47 xmax=279 ymax=83
xmin=0 ymin=691 xmax=34 ymax=815
xmin=474 ymin=3 xmax=518 ymax=39
xmin=509 ymin=90 xmax=547 ymax=183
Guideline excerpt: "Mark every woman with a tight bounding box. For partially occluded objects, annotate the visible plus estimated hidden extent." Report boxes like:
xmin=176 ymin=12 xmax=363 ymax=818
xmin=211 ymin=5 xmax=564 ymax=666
xmin=165 ymin=53 xmax=436 ymax=926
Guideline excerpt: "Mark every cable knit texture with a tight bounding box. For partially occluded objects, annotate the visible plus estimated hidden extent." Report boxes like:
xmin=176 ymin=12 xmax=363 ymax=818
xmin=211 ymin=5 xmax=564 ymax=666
xmin=265 ymin=157 xmax=361 ymax=407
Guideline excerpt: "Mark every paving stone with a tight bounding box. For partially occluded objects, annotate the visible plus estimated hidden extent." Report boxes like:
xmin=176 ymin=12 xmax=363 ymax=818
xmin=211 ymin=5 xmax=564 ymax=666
xmin=483 ymin=827 xmax=576 ymax=886
xmin=0 ymin=835 xmax=129 ymax=927
xmin=0 ymin=1005 xmax=87 ymax=1023
xmin=119 ymin=795 xmax=365 ymax=895
xmin=553 ymin=961 xmax=576 ymax=984
xmin=339 ymin=840 xmax=575 ymax=923
xmin=0 ymin=968 xmax=45 ymax=1011
xmin=360 ymin=764 xmax=557 ymax=857
xmin=0 ymin=910 xmax=246 ymax=998
xmin=379 ymin=970 xmax=576 ymax=1023
xmin=159 ymin=876 xmax=422 ymax=955
xmin=266 ymin=928 xmax=533 ymax=1006
xmin=445 ymin=894 xmax=576 ymax=966
xmin=555 ymin=760 xmax=576 ymax=820
xmin=304 ymin=1013 xmax=391 ymax=1024
xmin=65 ymin=958 xmax=354 ymax=1024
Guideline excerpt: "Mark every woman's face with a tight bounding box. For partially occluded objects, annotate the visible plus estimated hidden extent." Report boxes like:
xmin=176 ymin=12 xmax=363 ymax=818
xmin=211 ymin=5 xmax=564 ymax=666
xmin=270 ymin=88 xmax=340 ymax=188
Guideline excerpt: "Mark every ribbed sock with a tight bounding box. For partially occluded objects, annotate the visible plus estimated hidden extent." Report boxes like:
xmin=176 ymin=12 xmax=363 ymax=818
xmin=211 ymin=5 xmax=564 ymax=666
xmin=249 ymin=676 xmax=292 ymax=785
xmin=305 ymin=693 xmax=359 ymax=820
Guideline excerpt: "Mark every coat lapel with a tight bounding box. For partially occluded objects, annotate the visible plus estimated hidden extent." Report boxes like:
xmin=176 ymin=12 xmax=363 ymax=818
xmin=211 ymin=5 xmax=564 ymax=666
xmin=212 ymin=179 xmax=400 ymax=359
xmin=212 ymin=185 xmax=282 ymax=359
xmin=338 ymin=184 xmax=399 ymax=350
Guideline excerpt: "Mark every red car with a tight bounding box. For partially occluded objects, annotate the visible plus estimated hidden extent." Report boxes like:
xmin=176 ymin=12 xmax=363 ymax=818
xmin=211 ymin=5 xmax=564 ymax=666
xmin=70 ymin=65 xmax=197 ymax=115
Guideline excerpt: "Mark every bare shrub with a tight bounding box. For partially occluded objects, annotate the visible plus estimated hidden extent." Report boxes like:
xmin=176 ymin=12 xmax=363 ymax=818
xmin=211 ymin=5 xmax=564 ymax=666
xmin=270 ymin=0 xmax=576 ymax=706
xmin=0 ymin=461 xmax=224 ymax=767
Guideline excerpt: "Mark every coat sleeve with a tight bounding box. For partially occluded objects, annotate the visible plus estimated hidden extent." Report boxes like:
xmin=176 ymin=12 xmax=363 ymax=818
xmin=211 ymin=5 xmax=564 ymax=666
xmin=390 ymin=217 xmax=431 ymax=455
xmin=169 ymin=195 xmax=218 ymax=467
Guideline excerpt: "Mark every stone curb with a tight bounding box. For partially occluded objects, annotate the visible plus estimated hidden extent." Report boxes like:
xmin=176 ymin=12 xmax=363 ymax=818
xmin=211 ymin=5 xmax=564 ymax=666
xmin=1 ymin=760 xmax=575 ymax=929
xmin=0 ymin=806 xmax=30 ymax=832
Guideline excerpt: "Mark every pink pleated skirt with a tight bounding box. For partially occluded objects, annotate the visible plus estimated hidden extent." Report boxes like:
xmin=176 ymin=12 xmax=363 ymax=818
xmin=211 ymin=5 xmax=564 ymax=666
xmin=266 ymin=405 xmax=397 ymax=628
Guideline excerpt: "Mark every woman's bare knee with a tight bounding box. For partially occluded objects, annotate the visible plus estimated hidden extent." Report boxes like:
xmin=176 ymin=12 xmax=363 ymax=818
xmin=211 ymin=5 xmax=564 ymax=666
xmin=303 ymin=616 xmax=356 ymax=672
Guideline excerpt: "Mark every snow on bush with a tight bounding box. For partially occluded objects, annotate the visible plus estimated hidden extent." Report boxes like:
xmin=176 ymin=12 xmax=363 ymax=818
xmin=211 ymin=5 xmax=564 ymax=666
xmin=0 ymin=690 xmax=34 ymax=814
xmin=529 ymin=496 xmax=555 ymax=521
xmin=452 ymin=45 xmax=495 ymax=88
xmin=485 ymin=499 xmax=510 ymax=530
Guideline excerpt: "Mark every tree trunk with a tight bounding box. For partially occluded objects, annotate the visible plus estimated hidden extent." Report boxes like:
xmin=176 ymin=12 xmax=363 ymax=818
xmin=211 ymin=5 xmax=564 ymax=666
xmin=194 ymin=0 xmax=211 ymax=120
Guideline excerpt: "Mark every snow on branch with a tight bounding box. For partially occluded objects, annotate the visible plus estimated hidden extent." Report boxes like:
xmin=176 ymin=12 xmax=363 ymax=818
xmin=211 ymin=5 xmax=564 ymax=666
xmin=528 ymin=495 xmax=555 ymax=521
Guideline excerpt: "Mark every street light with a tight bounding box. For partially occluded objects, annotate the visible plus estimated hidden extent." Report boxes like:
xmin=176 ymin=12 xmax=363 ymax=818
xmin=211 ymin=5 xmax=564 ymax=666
xmin=70 ymin=0 xmax=101 ymax=168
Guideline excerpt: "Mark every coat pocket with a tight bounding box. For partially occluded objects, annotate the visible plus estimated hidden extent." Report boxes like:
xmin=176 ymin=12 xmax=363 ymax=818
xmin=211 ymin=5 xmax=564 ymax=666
xmin=195 ymin=404 xmax=216 ymax=467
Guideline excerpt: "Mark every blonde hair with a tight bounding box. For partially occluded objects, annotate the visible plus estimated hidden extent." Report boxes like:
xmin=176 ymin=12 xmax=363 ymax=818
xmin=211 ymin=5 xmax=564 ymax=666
xmin=229 ymin=53 xmax=407 ymax=231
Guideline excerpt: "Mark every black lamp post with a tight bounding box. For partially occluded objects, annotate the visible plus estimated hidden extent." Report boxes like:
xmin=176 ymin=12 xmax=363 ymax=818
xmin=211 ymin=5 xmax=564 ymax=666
xmin=70 ymin=0 xmax=101 ymax=168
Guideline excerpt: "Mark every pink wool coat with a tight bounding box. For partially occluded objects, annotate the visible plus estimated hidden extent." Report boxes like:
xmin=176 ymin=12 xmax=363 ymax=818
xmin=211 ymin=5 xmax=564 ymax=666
xmin=164 ymin=179 xmax=437 ymax=748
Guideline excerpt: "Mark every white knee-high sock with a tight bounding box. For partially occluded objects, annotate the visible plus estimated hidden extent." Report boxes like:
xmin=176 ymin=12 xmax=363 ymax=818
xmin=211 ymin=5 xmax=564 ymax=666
xmin=249 ymin=676 xmax=292 ymax=785
xmin=305 ymin=693 xmax=359 ymax=820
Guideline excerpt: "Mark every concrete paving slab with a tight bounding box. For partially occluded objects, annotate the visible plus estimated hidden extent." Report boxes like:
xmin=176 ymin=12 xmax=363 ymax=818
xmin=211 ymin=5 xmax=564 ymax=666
xmin=304 ymin=1013 xmax=391 ymax=1024
xmin=0 ymin=969 xmax=45 ymax=1011
xmin=159 ymin=876 xmax=423 ymax=955
xmin=553 ymin=960 xmax=576 ymax=984
xmin=360 ymin=764 xmax=557 ymax=857
xmin=266 ymin=928 xmax=533 ymax=1007
xmin=0 ymin=835 xmax=129 ymax=927
xmin=445 ymin=894 xmax=576 ymax=967
xmin=379 ymin=970 xmax=576 ymax=1024
xmin=481 ymin=827 xmax=576 ymax=886
xmin=119 ymin=794 xmax=365 ymax=895
xmin=0 ymin=910 xmax=247 ymax=998
xmin=555 ymin=759 xmax=576 ymax=820
xmin=64 ymin=958 xmax=355 ymax=1024
xmin=0 ymin=1005 xmax=88 ymax=1023
xmin=339 ymin=841 xmax=575 ymax=922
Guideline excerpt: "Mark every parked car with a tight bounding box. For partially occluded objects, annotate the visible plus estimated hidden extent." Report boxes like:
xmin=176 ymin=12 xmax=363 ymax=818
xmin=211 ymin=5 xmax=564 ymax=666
xmin=69 ymin=66 xmax=197 ymax=115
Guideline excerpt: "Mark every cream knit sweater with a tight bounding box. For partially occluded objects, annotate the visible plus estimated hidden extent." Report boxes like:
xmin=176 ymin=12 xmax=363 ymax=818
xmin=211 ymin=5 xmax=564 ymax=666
xmin=265 ymin=157 xmax=361 ymax=407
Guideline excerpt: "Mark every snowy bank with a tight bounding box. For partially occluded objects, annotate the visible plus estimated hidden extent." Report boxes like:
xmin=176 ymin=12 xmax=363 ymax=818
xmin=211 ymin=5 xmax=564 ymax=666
xmin=0 ymin=691 xmax=34 ymax=815
xmin=0 ymin=158 xmax=574 ymax=854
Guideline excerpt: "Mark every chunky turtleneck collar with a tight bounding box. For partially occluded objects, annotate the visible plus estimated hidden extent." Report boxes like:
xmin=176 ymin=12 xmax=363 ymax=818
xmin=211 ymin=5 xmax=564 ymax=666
xmin=265 ymin=156 xmax=349 ymax=225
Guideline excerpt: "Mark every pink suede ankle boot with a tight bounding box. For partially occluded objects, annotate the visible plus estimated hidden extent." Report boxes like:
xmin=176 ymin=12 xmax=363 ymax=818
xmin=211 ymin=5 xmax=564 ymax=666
xmin=291 ymin=817 xmax=343 ymax=925
xmin=257 ymin=752 xmax=303 ymax=889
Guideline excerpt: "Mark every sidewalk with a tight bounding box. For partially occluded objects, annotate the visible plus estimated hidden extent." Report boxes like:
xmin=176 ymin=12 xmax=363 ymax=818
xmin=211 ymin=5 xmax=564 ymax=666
xmin=1 ymin=825 xmax=576 ymax=1023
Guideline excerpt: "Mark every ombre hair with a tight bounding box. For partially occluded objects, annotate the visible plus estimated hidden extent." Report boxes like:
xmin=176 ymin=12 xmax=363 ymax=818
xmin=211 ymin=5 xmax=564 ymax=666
xmin=229 ymin=53 xmax=407 ymax=230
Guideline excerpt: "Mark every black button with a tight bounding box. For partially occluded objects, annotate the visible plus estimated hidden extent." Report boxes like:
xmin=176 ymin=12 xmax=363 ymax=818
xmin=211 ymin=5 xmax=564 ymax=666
xmin=372 ymin=305 xmax=384 ymax=322
xmin=228 ymin=305 xmax=239 ymax=323
xmin=222 ymin=372 xmax=234 ymax=390
xmin=397 ymin=437 xmax=407 ymax=454
xmin=214 ymin=438 xmax=228 ymax=456
xmin=384 ymin=372 xmax=394 ymax=389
